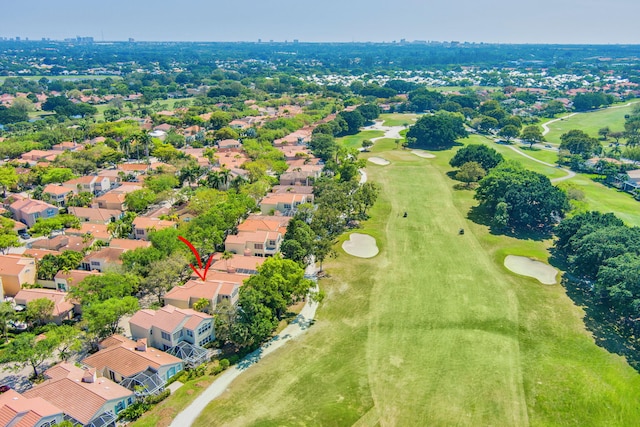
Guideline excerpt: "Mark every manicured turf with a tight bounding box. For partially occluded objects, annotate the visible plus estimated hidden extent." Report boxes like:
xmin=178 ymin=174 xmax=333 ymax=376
xmin=378 ymin=113 xmax=419 ymax=127
xmin=337 ymin=130 xmax=385 ymax=149
xmin=543 ymin=101 xmax=638 ymax=144
xmin=193 ymin=132 xmax=640 ymax=425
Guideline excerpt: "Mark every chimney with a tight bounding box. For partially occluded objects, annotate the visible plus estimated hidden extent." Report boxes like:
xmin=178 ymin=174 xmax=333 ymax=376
xmin=135 ymin=339 xmax=147 ymax=352
xmin=227 ymin=266 xmax=237 ymax=274
xmin=82 ymin=368 xmax=96 ymax=383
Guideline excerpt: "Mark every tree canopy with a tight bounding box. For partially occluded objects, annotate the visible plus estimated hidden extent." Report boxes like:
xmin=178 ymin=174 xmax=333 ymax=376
xmin=449 ymin=144 xmax=503 ymax=171
xmin=406 ymin=112 xmax=467 ymax=148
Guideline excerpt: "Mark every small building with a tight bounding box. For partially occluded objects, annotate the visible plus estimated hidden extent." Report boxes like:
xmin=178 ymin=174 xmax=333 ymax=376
xmin=81 ymin=247 xmax=125 ymax=272
xmin=62 ymin=176 xmax=111 ymax=195
xmin=94 ymin=191 xmax=127 ymax=211
xmin=42 ymin=184 xmax=73 ymax=206
xmin=54 ymin=269 xmax=101 ymax=292
xmin=68 ymin=207 xmax=123 ymax=224
xmin=259 ymin=193 xmax=312 ymax=216
xmin=224 ymin=230 xmax=282 ymax=257
xmin=216 ymin=139 xmax=242 ymax=152
xmin=164 ymin=279 xmax=239 ymax=312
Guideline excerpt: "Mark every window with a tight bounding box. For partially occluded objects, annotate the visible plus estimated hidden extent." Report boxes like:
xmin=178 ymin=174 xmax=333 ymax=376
xmin=91 ymin=261 xmax=100 ymax=266
xmin=284 ymin=203 xmax=292 ymax=209
xmin=115 ymin=401 xmax=125 ymax=414
xmin=161 ymin=331 xmax=171 ymax=341
xmin=268 ymin=240 xmax=276 ymax=246
xmin=136 ymin=229 xmax=145 ymax=235
xmin=254 ymin=243 xmax=263 ymax=249
xmin=186 ymin=330 xmax=193 ymax=337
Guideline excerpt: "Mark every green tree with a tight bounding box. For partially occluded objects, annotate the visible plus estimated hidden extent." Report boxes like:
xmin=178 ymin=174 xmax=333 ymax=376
xmin=498 ymin=125 xmax=520 ymax=143
xmin=281 ymin=219 xmax=315 ymax=265
xmin=0 ymin=165 xmax=19 ymax=197
xmin=30 ymin=214 xmax=81 ymax=237
xmin=0 ymin=302 xmax=15 ymax=343
xmin=71 ymin=272 xmax=140 ymax=305
xmin=142 ymin=253 xmax=188 ymax=304
xmin=0 ymin=217 xmax=20 ymax=254
xmin=455 ymin=161 xmax=486 ymax=188
xmin=493 ymin=201 xmax=509 ymax=229
xmin=193 ymin=298 xmax=210 ymax=313
xmin=475 ymin=161 xmax=569 ymax=230
xmin=26 ymin=298 xmax=55 ymax=327
xmin=46 ymin=324 xmax=82 ymax=361
xmin=449 ymin=144 xmax=503 ymax=171
xmin=1 ymin=332 xmax=59 ymax=377
xmin=309 ymin=133 xmax=338 ymax=162
xmin=337 ymin=110 xmax=365 ymax=135
xmin=521 ymin=125 xmax=545 ymax=148
xmin=66 ymin=191 xmax=94 ymax=207
xmin=361 ymin=139 xmax=373 ymax=151
xmin=559 ymin=129 xmax=601 ymax=157
xmin=406 ymin=112 xmax=467 ymax=148
xmin=84 ymin=297 xmax=139 ymax=339
xmin=40 ymin=168 xmax=77 ymax=185
xmin=125 ymin=189 xmax=156 ymax=213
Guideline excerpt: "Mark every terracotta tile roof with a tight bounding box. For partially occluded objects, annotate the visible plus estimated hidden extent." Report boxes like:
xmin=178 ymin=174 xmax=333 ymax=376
xmin=226 ymin=230 xmax=279 ymax=245
xmin=271 ymin=185 xmax=314 ymax=195
xmin=83 ymin=335 xmax=182 ymax=378
xmin=9 ymin=199 xmax=56 ymax=215
xmin=0 ymin=389 xmax=62 ymax=427
xmin=23 ymin=248 xmax=62 ymax=260
xmin=63 ymin=176 xmax=98 ymax=186
xmin=94 ymin=192 xmax=126 ymax=204
xmin=210 ymin=252 xmax=266 ymax=274
xmin=83 ymin=247 xmax=125 ymax=264
xmin=24 ymin=362 xmax=132 ymax=425
xmin=14 ymin=289 xmax=74 ymax=317
xmin=54 ymin=269 xmax=101 ymax=286
xmin=31 ymin=235 xmax=91 ymax=252
xmin=0 ymin=255 xmax=34 ymax=276
xmin=132 ymin=217 xmax=176 ymax=231
xmin=117 ymin=163 xmax=148 ymax=172
xmin=42 ymin=184 xmax=72 ymax=196
xmin=129 ymin=304 xmax=211 ymax=333
xmin=109 ymin=238 xmax=151 ymax=251
xmin=260 ymin=193 xmax=309 ymax=205
xmin=67 ymin=223 xmax=110 ymax=240
xmin=68 ymin=207 xmax=122 ymax=223
xmin=237 ymin=216 xmax=290 ymax=234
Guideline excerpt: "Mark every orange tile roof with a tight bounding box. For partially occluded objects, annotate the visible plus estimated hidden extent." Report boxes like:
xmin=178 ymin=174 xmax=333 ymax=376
xmin=68 ymin=207 xmax=122 ymax=223
xmin=24 ymin=362 xmax=132 ymax=425
xmin=23 ymin=248 xmax=62 ymax=260
xmin=54 ymin=269 xmax=101 ymax=286
xmin=0 ymin=389 xmax=62 ymax=427
xmin=94 ymin=192 xmax=126 ymax=204
xmin=68 ymin=223 xmax=110 ymax=240
xmin=109 ymin=238 xmax=151 ymax=251
xmin=260 ymin=193 xmax=309 ymax=205
xmin=129 ymin=304 xmax=211 ymax=333
xmin=237 ymin=216 xmax=290 ymax=234
xmin=14 ymin=289 xmax=74 ymax=317
xmin=132 ymin=217 xmax=176 ymax=230
xmin=210 ymin=252 xmax=267 ymax=273
xmin=9 ymin=198 xmax=57 ymax=215
xmin=42 ymin=184 xmax=72 ymax=196
xmin=83 ymin=335 xmax=182 ymax=378
xmin=0 ymin=255 xmax=34 ymax=276
xmin=83 ymin=247 xmax=125 ymax=264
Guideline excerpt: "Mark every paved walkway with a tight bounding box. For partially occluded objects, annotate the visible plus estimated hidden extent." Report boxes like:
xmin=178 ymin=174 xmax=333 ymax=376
xmin=170 ymin=263 xmax=320 ymax=427
xmin=503 ymin=144 xmax=576 ymax=183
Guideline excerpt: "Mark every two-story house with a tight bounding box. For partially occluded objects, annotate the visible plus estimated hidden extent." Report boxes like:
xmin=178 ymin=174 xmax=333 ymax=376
xmin=164 ymin=279 xmax=240 ymax=312
xmin=259 ymin=193 xmax=312 ymax=216
xmin=0 ymin=389 xmax=64 ymax=427
xmin=129 ymin=305 xmax=215 ymax=351
xmin=0 ymin=254 xmax=36 ymax=297
xmin=42 ymin=184 xmax=73 ymax=206
xmin=62 ymin=175 xmax=111 ymax=195
xmin=9 ymin=199 xmax=59 ymax=227
xmin=225 ymin=230 xmax=282 ymax=257
xmin=132 ymin=217 xmax=176 ymax=240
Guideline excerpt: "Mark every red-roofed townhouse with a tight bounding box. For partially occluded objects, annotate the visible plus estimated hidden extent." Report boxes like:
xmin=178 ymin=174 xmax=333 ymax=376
xmin=0 ymin=254 xmax=36 ymax=297
xmin=9 ymin=199 xmax=59 ymax=227
xmin=54 ymin=269 xmax=101 ymax=292
xmin=42 ymin=184 xmax=73 ymax=206
xmin=259 ymin=193 xmax=312 ymax=216
xmin=129 ymin=305 xmax=214 ymax=351
xmin=0 ymin=389 xmax=64 ymax=427
xmin=62 ymin=175 xmax=111 ymax=196
xmin=23 ymin=362 xmax=134 ymax=426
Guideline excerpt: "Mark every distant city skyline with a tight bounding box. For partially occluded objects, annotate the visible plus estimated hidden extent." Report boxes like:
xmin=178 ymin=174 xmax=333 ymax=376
xmin=3 ymin=0 xmax=640 ymax=45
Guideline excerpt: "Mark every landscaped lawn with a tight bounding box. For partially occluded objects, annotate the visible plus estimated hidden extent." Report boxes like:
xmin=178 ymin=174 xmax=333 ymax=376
xmin=192 ymin=135 xmax=640 ymax=425
xmin=336 ymin=130 xmax=385 ymax=150
xmin=543 ymin=100 xmax=638 ymax=144
xmin=379 ymin=113 xmax=418 ymax=127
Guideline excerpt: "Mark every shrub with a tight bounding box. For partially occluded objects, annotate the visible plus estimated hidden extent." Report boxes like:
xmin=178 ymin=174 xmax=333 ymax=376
xmin=117 ymin=402 xmax=151 ymax=421
xmin=144 ymin=389 xmax=170 ymax=405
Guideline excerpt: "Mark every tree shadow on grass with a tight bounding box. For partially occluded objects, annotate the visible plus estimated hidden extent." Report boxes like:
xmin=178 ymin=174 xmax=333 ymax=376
xmin=466 ymin=204 xmax=550 ymax=242
xmin=409 ymin=141 xmax=463 ymax=152
xmin=560 ymin=276 xmax=640 ymax=372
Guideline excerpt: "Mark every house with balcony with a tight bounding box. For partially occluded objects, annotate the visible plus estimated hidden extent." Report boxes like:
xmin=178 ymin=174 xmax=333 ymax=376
xmin=259 ymin=193 xmax=312 ymax=216
xmin=132 ymin=217 xmax=176 ymax=240
xmin=62 ymin=175 xmax=111 ymax=195
xmin=225 ymin=230 xmax=282 ymax=257
xmin=42 ymin=184 xmax=73 ymax=206
xmin=164 ymin=279 xmax=240 ymax=312
xmin=129 ymin=305 xmax=214 ymax=354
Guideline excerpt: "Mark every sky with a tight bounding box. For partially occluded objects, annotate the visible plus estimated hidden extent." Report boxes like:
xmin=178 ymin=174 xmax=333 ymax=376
xmin=3 ymin=0 xmax=640 ymax=44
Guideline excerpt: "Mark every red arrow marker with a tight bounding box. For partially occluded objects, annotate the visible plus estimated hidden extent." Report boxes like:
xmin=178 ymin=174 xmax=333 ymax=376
xmin=178 ymin=236 xmax=212 ymax=281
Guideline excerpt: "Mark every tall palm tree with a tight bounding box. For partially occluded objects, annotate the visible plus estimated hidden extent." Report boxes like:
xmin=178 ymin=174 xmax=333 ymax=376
xmin=219 ymin=169 xmax=231 ymax=189
xmin=207 ymin=171 xmax=223 ymax=189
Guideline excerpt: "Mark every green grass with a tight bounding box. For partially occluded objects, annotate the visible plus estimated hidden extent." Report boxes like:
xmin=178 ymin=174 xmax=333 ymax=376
xmin=192 ymin=137 xmax=640 ymax=426
xmin=465 ymin=135 xmax=567 ymax=180
xmin=337 ymin=130 xmax=385 ymax=149
xmin=543 ymin=100 xmax=638 ymax=144
xmin=378 ymin=113 xmax=418 ymax=127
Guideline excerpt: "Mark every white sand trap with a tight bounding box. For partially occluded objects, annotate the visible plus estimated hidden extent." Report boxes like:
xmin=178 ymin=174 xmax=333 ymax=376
xmin=342 ymin=233 xmax=379 ymax=258
xmin=411 ymin=150 xmax=436 ymax=158
xmin=368 ymin=156 xmax=390 ymax=165
xmin=504 ymin=255 xmax=558 ymax=285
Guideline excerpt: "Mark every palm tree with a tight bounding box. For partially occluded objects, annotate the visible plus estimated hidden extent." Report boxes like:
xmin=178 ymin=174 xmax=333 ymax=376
xmin=207 ymin=171 xmax=223 ymax=189
xmin=221 ymin=250 xmax=234 ymax=271
xmin=219 ymin=169 xmax=231 ymax=189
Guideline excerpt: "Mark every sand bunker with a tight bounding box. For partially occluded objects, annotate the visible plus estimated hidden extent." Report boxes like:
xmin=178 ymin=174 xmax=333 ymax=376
xmin=504 ymin=255 xmax=558 ymax=285
xmin=368 ymin=157 xmax=390 ymax=165
xmin=342 ymin=233 xmax=379 ymax=258
xmin=411 ymin=150 xmax=436 ymax=158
